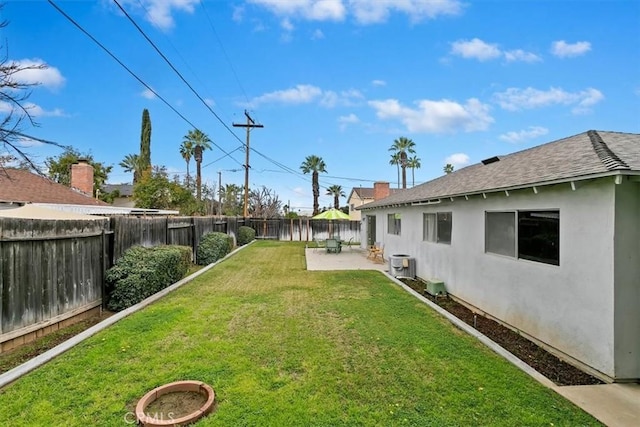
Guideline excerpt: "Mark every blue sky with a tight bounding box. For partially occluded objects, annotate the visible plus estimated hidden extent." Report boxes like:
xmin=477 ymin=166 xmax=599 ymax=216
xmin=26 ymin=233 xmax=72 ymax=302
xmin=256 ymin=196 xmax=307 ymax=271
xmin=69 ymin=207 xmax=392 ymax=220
xmin=2 ymin=0 xmax=639 ymax=213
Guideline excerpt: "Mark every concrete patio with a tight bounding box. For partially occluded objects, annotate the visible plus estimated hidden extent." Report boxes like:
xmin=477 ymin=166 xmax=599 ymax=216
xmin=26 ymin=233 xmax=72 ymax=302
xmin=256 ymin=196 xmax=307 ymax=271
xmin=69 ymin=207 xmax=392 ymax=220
xmin=305 ymin=246 xmax=388 ymax=272
xmin=304 ymin=245 xmax=639 ymax=427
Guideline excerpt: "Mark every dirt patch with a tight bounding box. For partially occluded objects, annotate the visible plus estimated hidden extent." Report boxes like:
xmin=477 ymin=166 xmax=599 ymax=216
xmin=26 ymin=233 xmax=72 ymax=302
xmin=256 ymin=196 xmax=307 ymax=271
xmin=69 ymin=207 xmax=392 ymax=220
xmin=398 ymin=278 xmax=603 ymax=386
xmin=144 ymin=391 xmax=207 ymax=419
xmin=0 ymin=311 xmax=114 ymax=375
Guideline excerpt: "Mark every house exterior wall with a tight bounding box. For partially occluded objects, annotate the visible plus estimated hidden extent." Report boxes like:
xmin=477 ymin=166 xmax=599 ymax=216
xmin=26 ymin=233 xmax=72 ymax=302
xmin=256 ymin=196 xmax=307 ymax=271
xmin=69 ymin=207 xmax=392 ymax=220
xmin=348 ymin=193 xmax=370 ymax=221
xmin=363 ymin=179 xmax=627 ymax=380
xmin=613 ymin=179 xmax=640 ymax=380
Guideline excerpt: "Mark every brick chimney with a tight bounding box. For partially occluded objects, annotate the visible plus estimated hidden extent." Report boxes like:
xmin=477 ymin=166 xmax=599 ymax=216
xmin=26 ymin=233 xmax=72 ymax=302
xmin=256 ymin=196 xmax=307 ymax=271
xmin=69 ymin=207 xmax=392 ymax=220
xmin=373 ymin=181 xmax=390 ymax=200
xmin=70 ymin=159 xmax=94 ymax=196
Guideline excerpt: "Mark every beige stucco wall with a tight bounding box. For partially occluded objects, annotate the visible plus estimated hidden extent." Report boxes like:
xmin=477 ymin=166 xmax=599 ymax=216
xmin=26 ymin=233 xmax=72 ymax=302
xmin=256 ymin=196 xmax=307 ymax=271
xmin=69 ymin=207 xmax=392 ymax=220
xmin=348 ymin=193 xmax=371 ymax=221
xmin=362 ymin=178 xmax=638 ymax=381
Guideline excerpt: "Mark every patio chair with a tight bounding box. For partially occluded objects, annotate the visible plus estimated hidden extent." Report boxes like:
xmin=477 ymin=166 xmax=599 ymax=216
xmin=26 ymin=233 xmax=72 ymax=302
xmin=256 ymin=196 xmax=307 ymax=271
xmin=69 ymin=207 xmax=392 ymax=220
xmin=367 ymin=242 xmax=384 ymax=263
xmin=326 ymin=238 xmax=341 ymax=254
xmin=314 ymin=238 xmax=326 ymax=252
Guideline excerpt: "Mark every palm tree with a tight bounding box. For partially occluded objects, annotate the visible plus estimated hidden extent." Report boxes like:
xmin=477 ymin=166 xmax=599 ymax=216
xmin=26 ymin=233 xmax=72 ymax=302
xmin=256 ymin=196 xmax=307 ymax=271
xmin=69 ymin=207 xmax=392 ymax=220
xmin=388 ymin=136 xmax=416 ymax=189
xmin=326 ymin=185 xmax=345 ymax=209
xmin=179 ymin=140 xmax=194 ymax=188
xmin=300 ymin=155 xmax=327 ymax=216
xmin=444 ymin=163 xmax=455 ymax=174
xmin=182 ymin=129 xmax=212 ymax=201
xmin=389 ymin=152 xmax=401 ymax=189
xmin=406 ymin=155 xmax=421 ymax=187
xmin=119 ymin=153 xmax=143 ymax=184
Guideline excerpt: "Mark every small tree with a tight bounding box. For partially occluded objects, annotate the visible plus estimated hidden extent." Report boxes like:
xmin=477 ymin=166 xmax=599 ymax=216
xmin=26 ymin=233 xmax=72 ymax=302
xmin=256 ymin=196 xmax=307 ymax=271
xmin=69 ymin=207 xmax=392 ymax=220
xmin=300 ymin=154 xmax=327 ymax=216
xmin=248 ymin=185 xmax=282 ymax=219
xmin=326 ymin=185 xmax=345 ymax=209
xmin=119 ymin=153 xmax=143 ymax=184
xmin=406 ymin=155 xmax=421 ymax=187
xmin=133 ymin=165 xmax=201 ymax=214
xmin=389 ymin=136 xmax=416 ymax=189
xmin=45 ymin=147 xmax=112 ymax=198
xmin=182 ymin=129 xmax=211 ymax=201
xmin=139 ymin=109 xmax=151 ymax=174
xmin=444 ymin=163 xmax=455 ymax=174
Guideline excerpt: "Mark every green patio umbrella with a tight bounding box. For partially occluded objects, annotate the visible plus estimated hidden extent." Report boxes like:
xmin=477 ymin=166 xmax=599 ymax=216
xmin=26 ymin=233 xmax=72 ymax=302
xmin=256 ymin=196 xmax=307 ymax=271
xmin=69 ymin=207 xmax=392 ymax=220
xmin=311 ymin=208 xmax=351 ymax=220
xmin=312 ymin=208 xmax=351 ymax=238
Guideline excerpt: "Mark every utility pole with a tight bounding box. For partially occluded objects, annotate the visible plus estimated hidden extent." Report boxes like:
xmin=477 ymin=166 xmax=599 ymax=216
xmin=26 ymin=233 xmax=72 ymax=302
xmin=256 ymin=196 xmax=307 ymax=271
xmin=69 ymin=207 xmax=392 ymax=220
xmin=218 ymin=170 xmax=222 ymax=218
xmin=233 ymin=110 xmax=263 ymax=217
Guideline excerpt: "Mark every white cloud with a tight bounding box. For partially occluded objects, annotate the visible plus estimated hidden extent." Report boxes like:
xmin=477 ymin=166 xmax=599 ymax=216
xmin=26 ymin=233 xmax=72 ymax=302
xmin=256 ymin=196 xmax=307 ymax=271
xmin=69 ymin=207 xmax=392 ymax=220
xmin=141 ymin=88 xmax=156 ymax=99
xmin=499 ymin=126 xmax=549 ymax=143
xmin=445 ymin=153 xmax=470 ymax=168
xmin=450 ymin=38 xmax=501 ymax=61
xmin=450 ymin=39 xmax=539 ymax=63
xmin=0 ymin=101 xmax=65 ymax=118
xmin=121 ymin=0 xmax=198 ymax=31
xmin=338 ymin=113 xmax=359 ymax=130
xmin=248 ymin=0 xmax=462 ymax=24
xmin=493 ymin=86 xmax=604 ymax=114
xmin=369 ymin=97 xmax=493 ymax=133
xmin=11 ymin=59 xmax=65 ymax=89
xmin=204 ymin=98 xmax=215 ymax=106
xmin=232 ymin=5 xmax=245 ymax=22
xmin=572 ymin=88 xmax=604 ymax=115
xmin=372 ymin=79 xmax=386 ymax=86
xmin=551 ymin=40 xmax=591 ymax=58
xmin=145 ymin=0 xmax=197 ymax=30
xmin=281 ymin=17 xmax=295 ymax=31
xmin=349 ymin=0 xmax=463 ymax=24
xmin=504 ymin=49 xmax=541 ymax=63
xmin=247 ymin=85 xmax=362 ymax=108
xmin=249 ymin=84 xmax=322 ymax=106
xmin=311 ymin=29 xmax=325 ymax=39
xmin=248 ymin=0 xmax=346 ymax=21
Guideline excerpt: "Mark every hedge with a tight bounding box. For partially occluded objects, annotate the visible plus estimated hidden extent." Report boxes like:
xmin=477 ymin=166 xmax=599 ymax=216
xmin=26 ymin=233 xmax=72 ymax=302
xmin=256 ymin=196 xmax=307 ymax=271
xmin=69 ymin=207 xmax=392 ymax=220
xmin=237 ymin=225 xmax=256 ymax=246
xmin=196 ymin=231 xmax=233 ymax=265
xmin=106 ymin=245 xmax=192 ymax=312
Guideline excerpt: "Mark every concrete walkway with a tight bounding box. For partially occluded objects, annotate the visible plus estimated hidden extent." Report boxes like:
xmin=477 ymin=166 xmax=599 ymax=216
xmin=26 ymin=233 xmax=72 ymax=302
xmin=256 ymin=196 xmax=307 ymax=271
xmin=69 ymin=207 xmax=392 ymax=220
xmin=305 ymin=247 xmax=640 ymax=427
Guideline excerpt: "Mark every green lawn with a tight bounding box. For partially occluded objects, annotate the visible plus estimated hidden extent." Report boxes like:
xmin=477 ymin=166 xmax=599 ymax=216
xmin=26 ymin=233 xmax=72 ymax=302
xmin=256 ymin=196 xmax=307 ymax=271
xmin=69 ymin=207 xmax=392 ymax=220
xmin=0 ymin=241 xmax=600 ymax=426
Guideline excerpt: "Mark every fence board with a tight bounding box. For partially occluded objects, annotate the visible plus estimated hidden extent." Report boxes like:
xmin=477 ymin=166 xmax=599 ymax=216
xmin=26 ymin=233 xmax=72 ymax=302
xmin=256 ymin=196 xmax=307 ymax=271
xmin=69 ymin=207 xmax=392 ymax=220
xmin=1 ymin=214 xmax=360 ymax=343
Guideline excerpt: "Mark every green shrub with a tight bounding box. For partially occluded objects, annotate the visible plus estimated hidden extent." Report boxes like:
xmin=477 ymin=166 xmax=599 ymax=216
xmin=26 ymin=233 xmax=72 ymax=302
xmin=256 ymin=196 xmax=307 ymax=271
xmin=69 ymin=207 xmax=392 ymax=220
xmin=196 ymin=231 xmax=232 ymax=265
xmin=106 ymin=245 xmax=192 ymax=312
xmin=237 ymin=226 xmax=256 ymax=246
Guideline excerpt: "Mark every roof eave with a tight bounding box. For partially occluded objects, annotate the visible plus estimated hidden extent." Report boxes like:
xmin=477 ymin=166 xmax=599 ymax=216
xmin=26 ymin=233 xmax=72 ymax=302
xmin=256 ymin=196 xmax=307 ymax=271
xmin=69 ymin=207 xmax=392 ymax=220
xmin=360 ymin=170 xmax=637 ymax=210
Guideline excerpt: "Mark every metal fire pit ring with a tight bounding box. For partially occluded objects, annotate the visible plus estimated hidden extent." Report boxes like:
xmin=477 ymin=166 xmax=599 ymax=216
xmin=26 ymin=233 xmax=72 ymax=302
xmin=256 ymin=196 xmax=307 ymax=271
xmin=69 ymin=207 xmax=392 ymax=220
xmin=135 ymin=380 xmax=215 ymax=426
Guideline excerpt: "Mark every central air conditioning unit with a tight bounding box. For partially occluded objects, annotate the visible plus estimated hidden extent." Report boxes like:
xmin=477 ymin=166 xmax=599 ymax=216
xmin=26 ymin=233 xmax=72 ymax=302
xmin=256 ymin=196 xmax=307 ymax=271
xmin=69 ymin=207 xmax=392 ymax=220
xmin=388 ymin=254 xmax=416 ymax=279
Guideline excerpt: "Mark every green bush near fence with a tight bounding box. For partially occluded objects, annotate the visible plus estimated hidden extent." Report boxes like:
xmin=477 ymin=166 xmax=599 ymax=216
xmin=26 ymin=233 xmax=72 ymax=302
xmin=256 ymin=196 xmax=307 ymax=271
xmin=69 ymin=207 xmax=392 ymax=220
xmin=237 ymin=226 xmax=256 ymax=246
xmin=106 ymin=245 xmax=192 ymax=312
xmin=196 ymin=231 xmax=233 ymax=265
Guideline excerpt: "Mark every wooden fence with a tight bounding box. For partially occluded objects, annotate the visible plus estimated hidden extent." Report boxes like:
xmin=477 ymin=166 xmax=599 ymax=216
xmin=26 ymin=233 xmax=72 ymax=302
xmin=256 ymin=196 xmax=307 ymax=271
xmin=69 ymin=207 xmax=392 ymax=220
xmin=0 ymin=217 xmax=109 ymax=344
xmin=0 ymin=215 xmax=361 ymax=351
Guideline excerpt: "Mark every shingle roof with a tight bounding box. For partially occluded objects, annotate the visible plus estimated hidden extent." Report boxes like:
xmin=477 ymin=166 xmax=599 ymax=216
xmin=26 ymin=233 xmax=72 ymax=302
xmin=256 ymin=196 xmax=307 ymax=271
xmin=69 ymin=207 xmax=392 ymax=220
xmin=362 ymin=130 xmax=640 ymax=209
xmin=0 ymin=168 xmax=108 ymax=206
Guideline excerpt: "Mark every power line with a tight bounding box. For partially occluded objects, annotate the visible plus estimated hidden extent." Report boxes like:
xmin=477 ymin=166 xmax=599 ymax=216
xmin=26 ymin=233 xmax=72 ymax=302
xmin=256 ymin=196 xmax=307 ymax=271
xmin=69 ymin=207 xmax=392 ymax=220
xmin=47 ymin=1 xmax=217 ymax=150
xmin=112 ymin=0 xmax=244 ymax=164
xmin=198 ymin=0 xmax=251 ymax=106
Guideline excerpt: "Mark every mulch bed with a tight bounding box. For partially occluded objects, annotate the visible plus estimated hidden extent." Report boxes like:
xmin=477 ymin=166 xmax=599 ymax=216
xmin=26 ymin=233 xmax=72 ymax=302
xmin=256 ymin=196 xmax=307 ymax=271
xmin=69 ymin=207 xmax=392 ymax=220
xmin=399 ymin=278 xmax=603 ymax=386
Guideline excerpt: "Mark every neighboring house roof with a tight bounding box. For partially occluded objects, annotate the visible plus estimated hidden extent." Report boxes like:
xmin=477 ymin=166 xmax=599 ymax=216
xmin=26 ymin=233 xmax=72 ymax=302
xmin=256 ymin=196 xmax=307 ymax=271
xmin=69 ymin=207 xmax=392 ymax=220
xmin=362 ymin=130 xmax=640 ymax=210
xmin=0 ymin=168 xmax=108 ymax=206
xmin=103 ymin=183 xmax=133 ymax=197
xmin=348 ymin=186 xmax=402 ymax=201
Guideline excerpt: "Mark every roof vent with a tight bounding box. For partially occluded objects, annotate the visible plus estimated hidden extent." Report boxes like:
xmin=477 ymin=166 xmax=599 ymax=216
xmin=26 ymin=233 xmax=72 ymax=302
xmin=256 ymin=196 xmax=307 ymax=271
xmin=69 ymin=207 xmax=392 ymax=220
xmin=481 ymin=156 xmax=500 ymax=165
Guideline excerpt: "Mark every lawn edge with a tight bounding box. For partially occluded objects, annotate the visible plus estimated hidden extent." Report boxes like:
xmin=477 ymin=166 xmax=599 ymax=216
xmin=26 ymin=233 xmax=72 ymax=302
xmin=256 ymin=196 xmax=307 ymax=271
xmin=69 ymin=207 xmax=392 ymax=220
xmin=386 ymin=273 xmax=558 ymax=389
xmin=0 ymin=241 xmax=254 ymax=390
